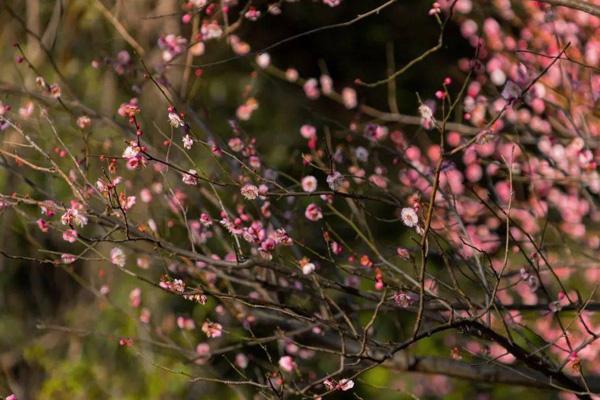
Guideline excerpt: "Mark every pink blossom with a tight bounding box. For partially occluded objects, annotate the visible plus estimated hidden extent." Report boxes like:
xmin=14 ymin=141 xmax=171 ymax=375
xmin=228 ymin=137 xmax=244 ymax=152
xmin=256 ymin=53 xmax=270 ymax=68
xmin=182 ymin=170 xmax=199 ymax=186
xmin=323 ymin=0 xmax=341 ymax=7
xmin=182 ymin=135 xmax=194 ymax=150
xmin=339 ymin=378 xmax=354 ymax=391
xmin=419 ymin=104 xmax=435 ymax=129
xmin=303 ymin=78 xmax=320 ymax=100
xmin=137 ymin=256 xmax=150 ymax=269
xmin=158 ymin=34 xmax=187 ymax=62
xmin=168 ymin=112 xmax=184 ymax=128
xmin=196 ymin=343 xmax=211 ymax=361
xmin=76 ymin=115 xmax=91 ymax=129
xmin=177 ymin=316 xmax=196 ymax=330
xmin=244 ymin=7 xmax=261 ymax=21
xmin=305 ymin=203 xmax=323 ymax=221
xmin=341 ymin=87 xmax=357 ymax=109
xmin=326 ymin=171 xmax=345 ymax=191
xmin=301 ymin=262 xmax=316 ymax=275
xmin=110 ymin=247 xmax=126 ymax=267
xmin=302 ymin=176 xmax=318 ymax=192
xmin=60 ymin=204 xmax=88 ymax=227
xmin=62 ymin=229 xmax=78 ymax=243
xmin=278 ymin=355 xmax=296 ymax=372
xmin=401 ymin=207 xmax=419 ymax=227
xmin=241 ymin=184 xmax=260 ymax=200
xmin=235 ymin=353 xmax=248 ymax=369
xmin=300 ymin=124 xmax=317 ymax=140
xmin=202 ymin=321 xmax=223 ymax=338
xmin=129 ymin=288 xmax=141 ymax=308
xmin=61 ymin=254 xmax=76 ymax=264
xmin=36 ymin=218 xmax=49 ymax=233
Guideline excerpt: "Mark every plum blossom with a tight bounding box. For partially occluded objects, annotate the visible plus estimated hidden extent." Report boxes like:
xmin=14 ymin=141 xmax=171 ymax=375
xmin=501 ymin=80 xmax=521 ymax=102
xmin=177 ymin=316 xmax=196 ymax=330
xmin=37 ymin=218 xmax=49 ymax=233
xmin=244 ymin=7 xmax=261 ymax=21
xmin=256 ymin=53 xmax=270 ymax=69
xmin=62 ymin=229 xmax=78 ymax=243
xmin=278 ymin=355 xmax=296 ymax=372
xmin=60 ymin=203 xmax=88 ymax=227
xmin=39 ymin=200 xmax=57 ymax=217
xmin=110 ymin=247 xmax=126 ymax=267
xmin=160 ymin=278 xmax=186 ymax=294
xmin=129 ymin=288 xmax=141 ymax=308
xmin=305 ymin=203 xmax=323 ymax=221
xmin=199 ymin=213 xmax=213 ymax=227
xmin=195 ymin=343 xmax=211 ymax=364
xmin=419 ymin=104 xmax=435 ymax=129
xmin=158 ymin=34 xmax=187 ymax=62
xmin=326 ymin=171 xmax=345 ymax=191
xmin=228 ymin=137 xmax=244 ymax=152
xmin=76 ymin=115 xmax=91 ymax=129
xmin=323 ymin=0 xmax=342 ymax=7
xmin=182 ymin=134 xmax=194 ymax=150
xmin=341 ymin=87 xmax=357 ymax=109
xmin=235 ymin=353 xmax=248 ymax=369
xmin=324 ymin=378 xmax=354 ymax=392
xmin=338 ymin=379 xmax=354 ymax=391
xmin=320 ymin=75 xmax=333 ymax=94
xmin=286 ymin=68 xmax=299 ymax=81
xmin=303 ymin=78 xmax=320 ymax=100
xmin=168 ymin=112 xmax=184 ymax=128
xmin=182 ymin=170 xmax=199 ymax=186
xmin=393 ymin=291 xmax=417 ymax=307
xmin=202 ymin=321 xmax=223 ymax=338
xmin=300 ymin=258 xmax=316 ymax=275
xmin=122 ymin=142 xmax=146 ymax=170
xmin=401 ymin=207 xmax=419 ymax=227
xmin=300 ymin=124 xmax=317 ymax=140
xmin=61 ymin=253 xmax=76 ymax=264
xmin=236 ymin=98 xmax=259 ymax=120
xmin=241 ymin=184 xmax=260 ymax=200
xmin=301 ymin=176 xmax=318 ymax=192
xmin=201 ymin=21 xmax=223 ymax=40
xmin=429 ymin=2 xmax=441 ymax=15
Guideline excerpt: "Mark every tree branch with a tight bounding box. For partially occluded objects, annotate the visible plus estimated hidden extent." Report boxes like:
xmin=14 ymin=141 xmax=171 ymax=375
xmin=535 ymin=0 xmax=600 ymax=17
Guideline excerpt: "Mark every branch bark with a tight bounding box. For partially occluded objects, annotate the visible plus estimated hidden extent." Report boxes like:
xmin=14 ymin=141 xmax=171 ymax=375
xmin=387 ymin=354 xmax=600 ymax=392
xmin=536 ymin=0 xmax=600 ymax=17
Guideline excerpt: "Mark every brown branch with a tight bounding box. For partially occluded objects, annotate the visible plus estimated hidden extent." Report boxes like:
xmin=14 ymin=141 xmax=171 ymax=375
xmin=387 ymin=354 xmax=600 ymax=392
xmin=535 ymin=0 xmax=600 ymax=17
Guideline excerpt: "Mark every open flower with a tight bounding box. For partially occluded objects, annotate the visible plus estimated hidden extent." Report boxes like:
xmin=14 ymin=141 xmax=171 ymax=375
xmin=305 ymin=203 xmax=323 ymax=221
xmin=168 ymin=112 xmax=184 ymax=128
xmin=301 ymin=176 xmax=318 ymax=192
xmin=326 ymin=171 xmax=345 ymax=191
xmin=241 ymin=184 xmax=260 ymax=200
xmin=278 ymin=355 xmax=296 ymax=372
xmin=182 ymin=170 xmax=199 ymax=186
xmin=182 ymin=135 xmax=194 ymax=150
xmin=63 ymin=229 xmax=78 ymax=243
xmin=401 ymin=207 xmax=419 ymax=227
xmin=338 ymin=378 xmax=354 ymax=391
xmin=419 ymin=104 xmax=435 ymax=129
xmin=61 ymin=254 xmax=76 ymax=264
xmin=299 ymin=258 xmax=316 ymax=275
xmin=110 ymin=247 xmax=126 ymax=267
xmin=60 ymin=204 xmax=88 ymax=227
xmin=202 ymin=321 xmax=223 ymax=338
